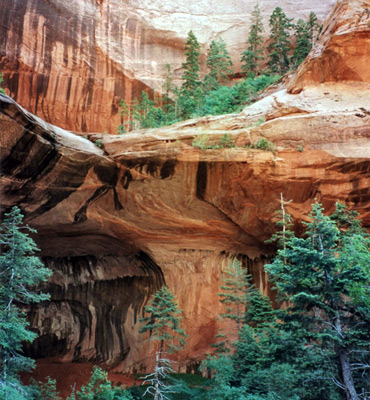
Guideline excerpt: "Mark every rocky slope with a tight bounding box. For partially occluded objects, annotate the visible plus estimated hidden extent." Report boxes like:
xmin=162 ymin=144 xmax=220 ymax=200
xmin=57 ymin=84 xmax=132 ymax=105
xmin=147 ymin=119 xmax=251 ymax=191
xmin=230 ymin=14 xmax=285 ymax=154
xmin=0 ymin=0 xmax=335 ymax=133
xmin=1 ymin=0 xmax=370 ymax=373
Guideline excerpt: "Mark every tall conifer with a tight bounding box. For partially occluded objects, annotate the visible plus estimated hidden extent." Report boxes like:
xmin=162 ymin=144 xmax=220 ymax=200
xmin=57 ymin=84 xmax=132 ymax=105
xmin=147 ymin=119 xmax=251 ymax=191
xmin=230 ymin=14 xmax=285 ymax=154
xmin=179 ymin=31 xmax=203 ymax=119
xmin=292 ymin=19 xmax=311 ymax=67
xmin=241 ymin=3 xmax=265 ymax=75
xmin=203 ymin=38 xmax=233 ymax=92
xmin=267 ymin=7 xmax=293 ymax=74
xmin=0 ymin=207 xmax=52 ymax=399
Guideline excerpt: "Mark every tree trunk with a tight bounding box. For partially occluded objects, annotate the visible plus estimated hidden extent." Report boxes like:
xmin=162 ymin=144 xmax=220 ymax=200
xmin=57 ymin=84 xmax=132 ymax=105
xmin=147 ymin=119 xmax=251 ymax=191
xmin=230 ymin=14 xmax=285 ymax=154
xmin=154 ymin=351 xmax=160 ymax=400
xmin=335 ymin=315 xmax=359 ymax=400
xmin=338 ymin=347 xmax=359 ymax=400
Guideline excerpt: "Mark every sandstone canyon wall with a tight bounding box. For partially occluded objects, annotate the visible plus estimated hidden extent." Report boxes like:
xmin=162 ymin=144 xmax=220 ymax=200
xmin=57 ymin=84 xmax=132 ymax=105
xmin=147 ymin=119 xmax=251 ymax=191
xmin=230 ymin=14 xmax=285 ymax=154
xmin=1 ymin=0 xmax=370 ymax=374
xmin=0 ymin=0 xmax=336 ymax=133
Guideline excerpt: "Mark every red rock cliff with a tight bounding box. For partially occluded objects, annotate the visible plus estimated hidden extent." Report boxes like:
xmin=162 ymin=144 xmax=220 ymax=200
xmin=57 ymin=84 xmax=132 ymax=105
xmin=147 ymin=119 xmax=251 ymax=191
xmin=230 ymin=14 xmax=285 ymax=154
xmin=0 ymin=0 xmax=335 ymax=133
xmin=1 ymin=0 xmax=370 ymax=373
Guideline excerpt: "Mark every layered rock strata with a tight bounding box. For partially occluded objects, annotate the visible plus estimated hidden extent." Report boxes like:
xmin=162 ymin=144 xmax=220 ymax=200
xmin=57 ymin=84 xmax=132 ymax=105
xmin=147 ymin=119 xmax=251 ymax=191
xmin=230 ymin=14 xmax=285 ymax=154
xmin=0 ymin=0 xmax=335 ymax=133
xmin=1 ymin=0 xmax=370 ymax=373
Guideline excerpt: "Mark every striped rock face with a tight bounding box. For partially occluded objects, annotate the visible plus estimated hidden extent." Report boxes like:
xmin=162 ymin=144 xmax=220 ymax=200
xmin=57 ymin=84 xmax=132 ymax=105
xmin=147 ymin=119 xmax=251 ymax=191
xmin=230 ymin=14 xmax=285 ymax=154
xmin=1 ymin=0 xmax=370 ymax=372
xmin=0 ymin=0 xmax=335 ymax=133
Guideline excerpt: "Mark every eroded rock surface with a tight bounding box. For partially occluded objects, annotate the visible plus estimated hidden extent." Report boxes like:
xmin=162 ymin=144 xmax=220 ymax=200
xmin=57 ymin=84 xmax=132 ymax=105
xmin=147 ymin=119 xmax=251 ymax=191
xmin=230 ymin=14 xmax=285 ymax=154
xmin=289 ymin=0 xmax=370 ymax=91
xmin=0 ymin=0 xmax=335 ymax=133
xmin=1 ymin=0 xmax=370 ymax=373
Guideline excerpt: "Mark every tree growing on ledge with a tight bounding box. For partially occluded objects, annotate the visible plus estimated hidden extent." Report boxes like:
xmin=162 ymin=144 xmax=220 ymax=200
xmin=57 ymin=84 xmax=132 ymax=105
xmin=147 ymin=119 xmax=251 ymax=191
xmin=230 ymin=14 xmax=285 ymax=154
xmin=241 ymin=2 xmax=265 ymax=75
xmin=203 ymin=38 xmax=233 ymax=93
xmin=267 ymin=7 xmax=293 ymax=74
xmin=0 ymin=206 xmax=52 ymax=399
xmin=178 ymin=30 xmax=203 ymax=119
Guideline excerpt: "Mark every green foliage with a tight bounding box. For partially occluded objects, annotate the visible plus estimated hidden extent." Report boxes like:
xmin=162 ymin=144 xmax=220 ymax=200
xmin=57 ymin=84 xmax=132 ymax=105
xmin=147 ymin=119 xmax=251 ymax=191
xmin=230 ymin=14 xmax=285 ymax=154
xmin=244 ymin=287 xmax=274 ymax=328
xmin=0 ymin=72 xmax=5 ymax=94
xmin=139 ymin=286 xmax=187 ymax=355
xmin=181 ymin=31 xmax=202 ymax=93
xmin=0 ymin=206 xmax=52 ymax=399
xmin=241 ymin=3 xmax=265 ymax=75
xmin=192 ymin=133 xmax=235 ymax=150
xmin=267 ymin=7 xmax=293 ymax=74
xmin=192 ymin=134 xmax=211 ymax=149
xmin=265 ymin=201 xmax=370 ymax=399
xmin=178 ymin=31 xmax=203 ymax=119
xmin=95 ymin=139 xmax=102 ymax=148
xmin=218 ymin=259 xmax=249 ymax=325
xmin=292 ymin=19 xmax=311 ymax=67
xmin=199 ymin=74 xmax=280 ymax=117
xmin=203 ymin=200 xmax=370 ymax=400
xmin=307 ymin=12 xmax=320 ymax=47
xmin=66 ymin=366 xmax=133 ymax=400
xmin=30 ymin=377 xmax=61 ymax=400
xmin=133 ymin=92 xmax=167 ymax=129
xmin=117 ymin=99 xmax=132 ymax=134
xmin=252 ymin=138 xmax=275 ymax=152
xmin=203 ymin=39 xmax=233 ymax=92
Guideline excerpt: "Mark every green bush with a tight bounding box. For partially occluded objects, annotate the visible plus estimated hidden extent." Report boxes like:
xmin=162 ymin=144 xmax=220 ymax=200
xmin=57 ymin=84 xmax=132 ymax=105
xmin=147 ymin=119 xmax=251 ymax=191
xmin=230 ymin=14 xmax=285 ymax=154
xmin=253 ymin=138 xmax=275 ymax=152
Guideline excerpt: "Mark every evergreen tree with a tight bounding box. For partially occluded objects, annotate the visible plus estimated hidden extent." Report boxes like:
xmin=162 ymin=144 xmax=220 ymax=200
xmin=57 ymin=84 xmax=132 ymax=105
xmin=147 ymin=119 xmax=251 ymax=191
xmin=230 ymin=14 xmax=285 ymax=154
xmin=217 ymin=259 xmax=249 ymax=336
xmin=162 ymin=64 xmax=175 ymax=102
xmin=160 ymin=64 xmax=178 ymax=125
xmin=0 ymin=207 xmax=52 ymax=400
xmin=267 ymin=7 xmax=293 ymax=74
xmin=292 ymin=19 xmax=311 ymax=67
xmin=133 ymin=92 xmax=166 ymax=129
xmin=244 ymin=286 xmax=274 ymax=328
xmin=117 ymin=99 xmax=132 ymax=134
xmin=179 ymin=31 xmax=203 ymax=119
xmin=266 ymin=201 xmax=370 ymax=400
xmin=30 ymin=377 xmax=61 ymax=400
xmin=241 ymin=3 xmax=265 ymax=75
xmin=66 ymin=366 xmax=133 ymax=400
xmin=181 ymin=31 xmax=202 ymax=93
xmin=307 ymin=12 xmax=320 ymax=47
xmin=203 ymin=38 xmax=233 ymax=93
xmin=139 ymin=286 xmax=187 ymax=358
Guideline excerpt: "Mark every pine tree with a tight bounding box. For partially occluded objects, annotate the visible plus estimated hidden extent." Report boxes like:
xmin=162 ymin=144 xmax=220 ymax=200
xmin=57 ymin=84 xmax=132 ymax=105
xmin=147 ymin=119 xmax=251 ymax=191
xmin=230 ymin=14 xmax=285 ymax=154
xmin=181 ymin=31 xmax=202 ymax=93
xmin=66 ymin=366 xmax=133 ymax=400
xmin=266 ymin=201 xmax=370 ymax=400
xmin=133 ymin=92 xmax=166 ymax=129
xmin=0 ymin=207 xmax=52 ymax=400
xmin=203 ymin=38 xmax=233 ymax=93
xmin=162 ymin=64 xmax=175 ymax=102
xmin=244 ymin=286 xmax=274 ymax=328
xmin=292 ymin=19 xmax=311 ymax=67
xmin=178 ymin=31 xmax=203 ymax=119
xmin=307 ymin=12 xmax=320 ymax=47
xmin=241 ymin=3 xmax=265 ymax=75
xmin=118 ymin=99 xmax=132 ymax=134
xmin=267 ymin=7 xmax=293 ymax=74
xmin=139 ymin=286 xmax=187 ymax=358
xmin=218 ymin=259 xmax=249 ymax=336
xmin=160 ymin=65 xmax=178 ymax=126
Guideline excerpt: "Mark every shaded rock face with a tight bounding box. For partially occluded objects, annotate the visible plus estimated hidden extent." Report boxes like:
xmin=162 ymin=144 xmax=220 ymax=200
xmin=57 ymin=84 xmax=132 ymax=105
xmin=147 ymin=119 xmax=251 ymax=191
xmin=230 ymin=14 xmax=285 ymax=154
xmin=289 ymin=0 xmax=370 ymax=92
xmin=25 ymin=255 xmax=164 ymax=366
xmin=0 ymin=0 xmax=336 ymax=133
xmin=1 ymin=0 xmax=370 ymax=372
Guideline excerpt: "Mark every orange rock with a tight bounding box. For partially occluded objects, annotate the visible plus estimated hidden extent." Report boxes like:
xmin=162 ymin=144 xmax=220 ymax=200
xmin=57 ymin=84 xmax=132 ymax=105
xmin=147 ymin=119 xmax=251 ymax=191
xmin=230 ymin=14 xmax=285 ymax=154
xmin=0 ymin=0 xmax=335 ymax=133
xmin=289 ymin=0 xmax=370 ymax=92
xmin=1 ymin=0 xmax=370 ymax=374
